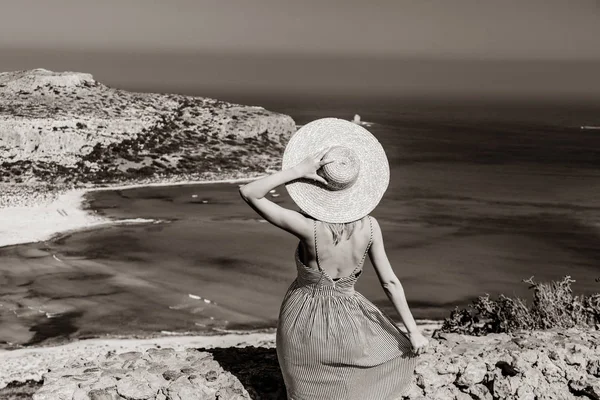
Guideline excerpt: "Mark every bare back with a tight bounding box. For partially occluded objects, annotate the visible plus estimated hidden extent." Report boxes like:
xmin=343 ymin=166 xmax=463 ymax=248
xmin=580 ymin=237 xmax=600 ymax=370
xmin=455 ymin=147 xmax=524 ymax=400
xmin=298 ymin=215 xmax=373 ymax=280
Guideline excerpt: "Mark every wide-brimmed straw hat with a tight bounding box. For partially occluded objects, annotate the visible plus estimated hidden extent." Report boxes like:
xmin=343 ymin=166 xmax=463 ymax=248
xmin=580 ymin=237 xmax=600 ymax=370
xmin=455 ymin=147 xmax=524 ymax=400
xmin=281 ymin=117 xmax=390 ymax=223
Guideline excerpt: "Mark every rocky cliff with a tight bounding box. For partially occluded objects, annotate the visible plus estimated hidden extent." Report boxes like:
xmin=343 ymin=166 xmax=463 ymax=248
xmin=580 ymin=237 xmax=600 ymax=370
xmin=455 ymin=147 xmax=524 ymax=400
xmin=0 ymin=69 xmax=295 ymax=187
xmin=20 ymin=328 xmax=600 ymax=400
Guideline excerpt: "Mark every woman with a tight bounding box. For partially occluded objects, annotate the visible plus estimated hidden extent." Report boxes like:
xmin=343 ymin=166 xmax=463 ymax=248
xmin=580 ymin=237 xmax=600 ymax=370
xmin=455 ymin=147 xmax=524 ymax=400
xmin=239 ymin=118 xmax=428 ymax=399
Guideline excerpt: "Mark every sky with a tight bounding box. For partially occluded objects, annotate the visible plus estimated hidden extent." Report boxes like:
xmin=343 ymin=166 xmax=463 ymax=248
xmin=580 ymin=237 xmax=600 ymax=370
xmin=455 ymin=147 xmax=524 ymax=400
xmin=1 ymin=0 xmax=599 ymax=98
xmin=2 ymin=0 xmax=600 ymax=59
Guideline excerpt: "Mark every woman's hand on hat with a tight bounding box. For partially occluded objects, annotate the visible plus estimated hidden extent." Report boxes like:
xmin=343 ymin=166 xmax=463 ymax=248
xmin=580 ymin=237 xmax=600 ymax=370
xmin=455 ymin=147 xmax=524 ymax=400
xmin=294 ymin=147 xmax=334 ymax=185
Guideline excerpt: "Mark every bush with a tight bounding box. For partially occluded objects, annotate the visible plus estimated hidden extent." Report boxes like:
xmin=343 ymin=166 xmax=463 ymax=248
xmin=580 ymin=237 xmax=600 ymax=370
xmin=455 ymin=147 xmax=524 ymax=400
xmin=440 ymin=275 xmax=600 ymax=335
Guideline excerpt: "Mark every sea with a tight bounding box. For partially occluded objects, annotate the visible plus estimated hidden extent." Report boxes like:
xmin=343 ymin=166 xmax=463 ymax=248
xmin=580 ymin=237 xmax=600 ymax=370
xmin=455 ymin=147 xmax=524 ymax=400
xmin=1 ymin=93 xmax=599 ymax=348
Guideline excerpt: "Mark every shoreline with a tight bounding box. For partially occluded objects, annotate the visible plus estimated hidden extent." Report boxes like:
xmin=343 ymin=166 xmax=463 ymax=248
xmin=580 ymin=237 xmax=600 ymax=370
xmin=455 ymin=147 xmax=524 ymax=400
xmin=0 ymin=175 xmax=267 ymax=249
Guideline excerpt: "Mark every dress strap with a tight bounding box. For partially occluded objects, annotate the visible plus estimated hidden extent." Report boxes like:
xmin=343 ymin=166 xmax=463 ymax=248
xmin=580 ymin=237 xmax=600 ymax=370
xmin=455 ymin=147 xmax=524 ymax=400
xmin=352 ymin=215 xmax=373 ymax=274
xmin=313 ymin=219 xmax=323 ymax=272
xmin=312 ymin=219 xmax=325 ymax=297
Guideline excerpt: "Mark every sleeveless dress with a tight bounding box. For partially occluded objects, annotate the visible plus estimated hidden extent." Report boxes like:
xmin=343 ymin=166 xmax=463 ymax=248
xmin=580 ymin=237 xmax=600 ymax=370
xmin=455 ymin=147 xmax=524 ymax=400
xmin=276 ymin=216 xmax=418 ymax=400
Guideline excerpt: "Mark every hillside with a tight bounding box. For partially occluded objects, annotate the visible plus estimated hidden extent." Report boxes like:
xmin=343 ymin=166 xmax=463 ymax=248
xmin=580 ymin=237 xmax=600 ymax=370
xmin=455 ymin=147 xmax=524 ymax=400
xmin=0 ymin=69 xmax=295 ymax=190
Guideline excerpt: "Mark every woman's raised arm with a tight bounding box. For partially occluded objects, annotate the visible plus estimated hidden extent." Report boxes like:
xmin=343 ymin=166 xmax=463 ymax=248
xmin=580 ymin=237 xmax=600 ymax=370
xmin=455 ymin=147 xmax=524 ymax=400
xmin=239 ymin=146 xmax=332 ymax=239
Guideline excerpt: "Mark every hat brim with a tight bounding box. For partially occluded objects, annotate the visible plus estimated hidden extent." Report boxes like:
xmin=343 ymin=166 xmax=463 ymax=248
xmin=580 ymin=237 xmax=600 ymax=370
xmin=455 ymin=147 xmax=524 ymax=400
xmin=281 ymin=118 xmax=390 ymax=223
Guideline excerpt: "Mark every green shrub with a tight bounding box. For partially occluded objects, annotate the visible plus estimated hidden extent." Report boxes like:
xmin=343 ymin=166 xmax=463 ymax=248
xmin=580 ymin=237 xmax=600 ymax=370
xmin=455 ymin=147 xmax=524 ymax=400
xmin=440 ymin=276 xmax=600 ymax=335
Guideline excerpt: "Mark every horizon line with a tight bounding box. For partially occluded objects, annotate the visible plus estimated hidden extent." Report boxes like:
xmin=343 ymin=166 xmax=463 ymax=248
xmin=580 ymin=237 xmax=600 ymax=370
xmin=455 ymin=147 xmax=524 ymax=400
xmin=2 ymin=46 xmax=600 ymax=64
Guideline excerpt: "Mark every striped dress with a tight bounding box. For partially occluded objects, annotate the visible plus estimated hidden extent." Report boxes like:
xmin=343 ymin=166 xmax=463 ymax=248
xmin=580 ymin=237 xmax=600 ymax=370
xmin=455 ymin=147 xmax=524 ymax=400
xmin=276 ymin=216 xmax=418 ymax=400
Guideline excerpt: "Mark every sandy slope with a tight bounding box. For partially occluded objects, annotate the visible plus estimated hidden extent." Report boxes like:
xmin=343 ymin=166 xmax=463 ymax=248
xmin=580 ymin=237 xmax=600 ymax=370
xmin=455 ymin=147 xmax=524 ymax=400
xmin=0 ymin=176 xmax=262 ymax=248
xmin=0 ymin=189 xmax=106 ymax=248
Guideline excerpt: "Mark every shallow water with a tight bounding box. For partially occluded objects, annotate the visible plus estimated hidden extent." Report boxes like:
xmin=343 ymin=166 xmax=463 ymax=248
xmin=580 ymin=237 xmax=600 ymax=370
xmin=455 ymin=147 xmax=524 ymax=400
xmin=1 ymin=95 xmax=600 ymax=348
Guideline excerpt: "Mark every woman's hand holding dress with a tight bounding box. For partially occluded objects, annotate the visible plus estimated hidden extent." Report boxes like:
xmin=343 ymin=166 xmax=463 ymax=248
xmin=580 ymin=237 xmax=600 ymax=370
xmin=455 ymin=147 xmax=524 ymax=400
xmin=407 ymin=331 xmax=429 ymax=355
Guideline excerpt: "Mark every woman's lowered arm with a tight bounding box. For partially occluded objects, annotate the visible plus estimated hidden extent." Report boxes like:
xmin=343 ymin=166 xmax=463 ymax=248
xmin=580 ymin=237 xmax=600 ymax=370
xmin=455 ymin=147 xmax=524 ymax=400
xmin=368 ymin=217 xmax=419 ymax=334
xmin=368 ymin=217 xmax=429 ymax=354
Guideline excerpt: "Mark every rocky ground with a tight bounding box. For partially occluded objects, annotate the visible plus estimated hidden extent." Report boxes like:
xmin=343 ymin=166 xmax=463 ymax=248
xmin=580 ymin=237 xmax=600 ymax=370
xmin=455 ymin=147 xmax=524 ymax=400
xmin=31 ymin=348 xmax=263 ymax=400
xmin=0 ymin=69 xmax=295 ymax=207
xmin=407 ymin=327 xmax=600 ymax=400
xmin=1 ymin=327 xmax=597 ymax=400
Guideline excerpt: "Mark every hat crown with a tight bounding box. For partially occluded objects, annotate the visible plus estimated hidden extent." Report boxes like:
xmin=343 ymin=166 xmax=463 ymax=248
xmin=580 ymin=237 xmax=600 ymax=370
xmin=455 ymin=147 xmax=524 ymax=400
xmin=320 ymin=146 xmax=361 ymax=191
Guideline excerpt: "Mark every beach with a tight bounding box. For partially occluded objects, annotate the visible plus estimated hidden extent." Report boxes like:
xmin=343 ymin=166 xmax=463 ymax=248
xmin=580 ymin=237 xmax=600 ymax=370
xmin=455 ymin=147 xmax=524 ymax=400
xmin=0 ymin=188 xmax=104 ymax=249
xmin=0 ymin=176 xmax=266 ymax=249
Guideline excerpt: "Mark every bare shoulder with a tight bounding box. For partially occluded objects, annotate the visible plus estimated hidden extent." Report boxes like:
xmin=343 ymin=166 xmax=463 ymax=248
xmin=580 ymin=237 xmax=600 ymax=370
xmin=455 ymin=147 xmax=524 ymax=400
xmin=368 ymin=215 xmax=380 ymax=226
xmin=367 ymin=215 xmax=382 ymax=235
xmin=366 ymin=215 xmax=393 ymax=276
